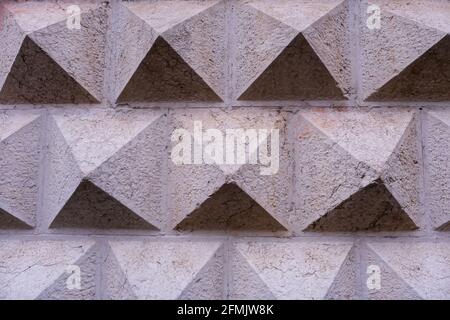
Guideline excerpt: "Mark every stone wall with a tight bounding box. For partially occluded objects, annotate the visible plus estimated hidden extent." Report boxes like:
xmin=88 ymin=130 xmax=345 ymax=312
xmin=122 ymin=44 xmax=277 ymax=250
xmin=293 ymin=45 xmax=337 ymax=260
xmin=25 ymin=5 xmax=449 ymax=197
xmin=0 ymin=0 xmax=449 ymax=299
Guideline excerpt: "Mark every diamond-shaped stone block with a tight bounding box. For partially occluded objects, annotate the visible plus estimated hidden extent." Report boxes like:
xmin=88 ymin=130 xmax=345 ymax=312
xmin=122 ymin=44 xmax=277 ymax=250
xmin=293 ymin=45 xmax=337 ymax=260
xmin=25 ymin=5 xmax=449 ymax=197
xmin=43 ymin=109 xmax=166 ymax=230
xmin=294 ymin=108 xmax=421 ymax=232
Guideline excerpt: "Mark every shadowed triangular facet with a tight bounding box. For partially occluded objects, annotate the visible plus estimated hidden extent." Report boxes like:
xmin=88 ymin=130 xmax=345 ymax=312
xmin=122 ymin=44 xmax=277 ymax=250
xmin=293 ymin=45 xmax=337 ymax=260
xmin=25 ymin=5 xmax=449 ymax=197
xmin=0 ymin=208 xmax=32 ymax=229
xmin=0 ymin=36 xmax=97 ymax=104
xmin=50 ymin=180 xmax=157 ymax=230
xmin=367 ymin=35 xmax=450 ymax=101
xmin=117 ymin=36 xmax=221 ymax=102
xmin=239 ymin=33 xmax=344 ymax=100
xmin=305 ymin=179 xmax=418 ymax=232
xmin=176 ymin=183 xmax=286 ymax=232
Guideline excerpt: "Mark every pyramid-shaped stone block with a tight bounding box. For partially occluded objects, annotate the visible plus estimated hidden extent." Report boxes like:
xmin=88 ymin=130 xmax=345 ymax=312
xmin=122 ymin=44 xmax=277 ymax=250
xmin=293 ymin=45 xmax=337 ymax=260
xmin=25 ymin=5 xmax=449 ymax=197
xmin=232 ymin=0 xmax=350 ymax=100
xmin=294 ymin=108 xmax=421 ymax=232
xmin=0 ymin=2 xmax=108 ymax=104
xmin=44 ymin=110 xmax=166 ymax=230
xmin=424 ymin=109 xmax=450 ymax=230
xmin=168 ymin=108 xmax=293 ymax=233
xmin=110 ymin=0 xmax=225 ymax=102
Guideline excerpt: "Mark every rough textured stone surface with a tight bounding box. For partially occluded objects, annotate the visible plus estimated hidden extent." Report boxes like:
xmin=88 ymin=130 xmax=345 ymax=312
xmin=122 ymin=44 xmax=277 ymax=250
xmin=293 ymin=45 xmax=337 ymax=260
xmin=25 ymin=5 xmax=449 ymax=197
xmin=168 ymin=107 xmax=293 ymax=235
xmin=0 ymin=240 xmax=96 ymax=300
xmin=230 ymin=241 xmax=354 ymax=299
xmin=294 ymin=108 xmax=422 ymax=232
xmin=0 ymin=111 xmax=42 ymax=228
xmin=360 ymin=0 xmax=450 ymax=101
xmin=232 ymin=0 xmax=350 ymax=100
xmin=0 ymin=0 xmax=449 ymax=300
xmin=103 ymin=240 xmax=225 ymax=299
xmin=43 ymin=109 xmax=165 ymax=230
xmin=424 ymin=109 xmax=450 ymax=230
xmin=366 ymin=241 xmax=450 ymax=300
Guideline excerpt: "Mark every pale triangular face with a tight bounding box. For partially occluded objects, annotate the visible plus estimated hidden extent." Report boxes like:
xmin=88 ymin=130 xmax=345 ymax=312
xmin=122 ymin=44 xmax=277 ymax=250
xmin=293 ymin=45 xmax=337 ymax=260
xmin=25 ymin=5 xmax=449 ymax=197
xmin=300 ymin=109 xmax=414 ymax=171
xmin=108 ymin=241 xmax=223 ymax=299
xmin=52 ymin=111 xmax=160 ymax=174
xmin=247 ymin=0 xmax=344 ymax=32
xmin=375 ymin=0 xmax=450 ymax=34
xmin=235 ymin=242 xmax=352 ymax=299
xmin=5 ymin=2 xmax=98 ymax=33
xmin=0 ymin=111 xmax=40 ymax=142
xmin=0 ymin=240 xmax=94 ymax=300
xmin=368 ymin=242 xmax=450 ymax=299
xmin=123 ymin=0 xmax=219 ymax=34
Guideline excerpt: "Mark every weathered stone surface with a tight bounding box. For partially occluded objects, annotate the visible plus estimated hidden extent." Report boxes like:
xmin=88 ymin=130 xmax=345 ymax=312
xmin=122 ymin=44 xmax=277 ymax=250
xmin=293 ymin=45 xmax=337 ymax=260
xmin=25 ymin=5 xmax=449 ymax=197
xmin=230 ymin=241 xmax=354 ymax=299
xmin=361 ymin=0 xmax=450 ymax=101
xmin=103 ymin=240 xmax=225 ymax=299
xmin=44 ymin=109 xmax=166 ymax=230
xmin=232 ymin=0 xmax=350 ymax=100
xmin=0 ymin=0 xmax=449 ymax=301
xmin=294 ymin=108 xmax=421 ymax=232
xmin=0 ymin=240 xmax=96 ymax=300
xmin=424 ymin=109 xmax=450 ymax=230
xmin=0 ymin=1 xmax=108 ymax=104
xmin=366 ymin=241 xmax=450 ymax=299
xmin=0 ymin=111 xmax=42 ymax=228
xmin=110 ymin=0 xmax=225 ymax=102
xmin=168 ymin=108 xmax=293 ymax=234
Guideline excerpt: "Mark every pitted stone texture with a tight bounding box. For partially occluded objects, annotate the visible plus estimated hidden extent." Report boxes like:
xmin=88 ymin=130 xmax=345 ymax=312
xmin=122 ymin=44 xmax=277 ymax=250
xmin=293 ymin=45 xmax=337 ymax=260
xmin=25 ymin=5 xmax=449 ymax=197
xmin=0 ymin=111 xmax=42 ymax=228
xmin=366 ymin=241 xmax=450 ymax=300
xmin=0 ymin=240 xmax=96 ymax=300
xmin=232 ymin=0 xmax=350 ymax=100
xmin=0 ymin=1 xmax=107 ymax=104
xmin=294 ymin=108 xmax=421 ymax=232
xmin=230 ymin=241 xmax=354 ymax=299
xmin=103 ymin=240 xmax=225 ymax=300
xmin=168 ymin=108 xmax=293 ymax=234
xmin=424 ymin=109 xmax=450 ymax=230
xmin=44 ymin=109 xmax=166 ymax=230
xmin=110 ymin=0 xmax=225 ymax=102
xmin=361 ymin=0 xmax=450 ymax=101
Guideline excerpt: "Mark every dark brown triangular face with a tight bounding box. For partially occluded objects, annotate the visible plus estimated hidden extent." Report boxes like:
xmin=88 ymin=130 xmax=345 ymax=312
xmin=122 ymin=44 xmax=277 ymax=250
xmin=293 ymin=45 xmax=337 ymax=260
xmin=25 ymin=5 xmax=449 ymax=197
xmin=0 ymin=208 xmax=32 ymax=229
xmin=176 ymin=183 xmax=286 ymax=232
xmin=305 ymin=179 xmax=418 ymax=232
xmin=367 ymin=35 xmax=450 ymax=101
xmin=117 ymin=36 xmax=221 ymax=102
xmin=50 ymin=180 xmax=157 ymax=229
xmin=239 ymin=33 xmax=345 ymax=100
xmin=0 ymin=36 xmax=97 ymax=104
xmin=437 ymin=221 xmax=450 ymax=231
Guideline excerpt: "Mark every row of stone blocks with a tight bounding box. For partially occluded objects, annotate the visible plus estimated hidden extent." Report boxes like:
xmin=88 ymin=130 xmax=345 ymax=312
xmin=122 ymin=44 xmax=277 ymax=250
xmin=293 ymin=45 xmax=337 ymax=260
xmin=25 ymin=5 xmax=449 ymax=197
xmin=1 ymin=238 xmax=449 ymax=299
xmin=1 ymin=107 xmax=450 ymax=233
xmin=0 ymin=0 xmax=449 ymax=104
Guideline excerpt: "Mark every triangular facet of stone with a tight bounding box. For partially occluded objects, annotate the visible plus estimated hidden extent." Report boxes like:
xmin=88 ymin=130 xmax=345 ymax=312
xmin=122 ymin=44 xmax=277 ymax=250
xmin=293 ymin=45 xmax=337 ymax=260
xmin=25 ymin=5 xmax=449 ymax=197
xmin=117 ymin=36 xmax=221 ymax=102
xmin=0 ymin=208 xmax=32 ymax=229
xmin=367 ymin=35 xmax=450 ymax=101
xmin=50 ymin=180 xmax=157 ymax=229
xmin=176 ymin=183 xmax=286 ymax=232
xmin=0 ymin=36 xmax=97 ymax=104
xmin=305 ymin=179 xmax=418 ymax=232
xmin=239 ymin=33 xmax=344 ymax=100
